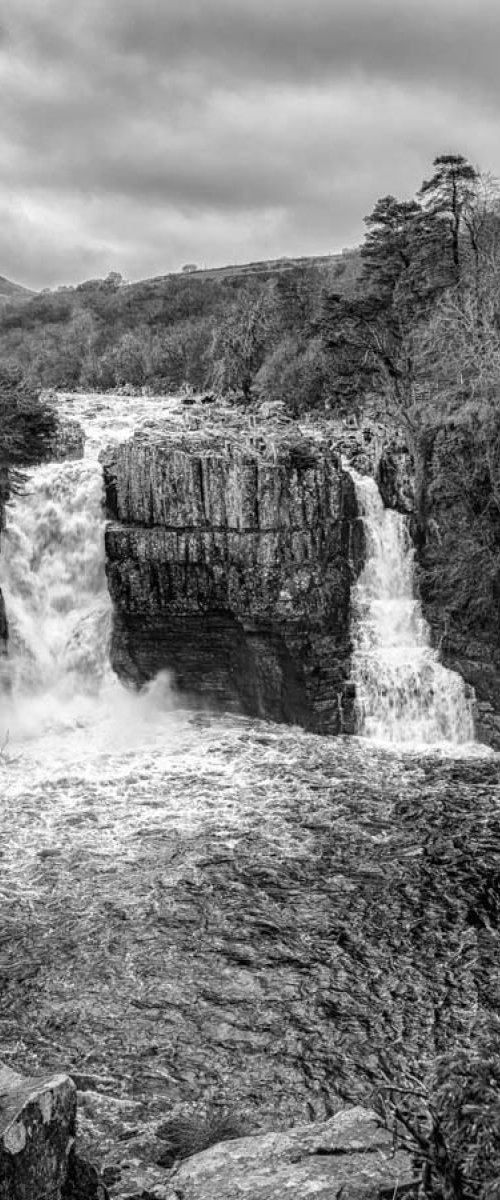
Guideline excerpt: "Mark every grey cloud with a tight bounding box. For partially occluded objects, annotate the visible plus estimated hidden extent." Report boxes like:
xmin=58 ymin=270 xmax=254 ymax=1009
xmin=62 ymin=0 xmax=500 ymax=101
xmin=2 ymin=0 xmax=500 ymax=288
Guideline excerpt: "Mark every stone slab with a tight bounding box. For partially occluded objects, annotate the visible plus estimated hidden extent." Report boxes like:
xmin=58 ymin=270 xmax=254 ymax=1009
xmin=175 ymin=1106 xmax=415 ymax=1199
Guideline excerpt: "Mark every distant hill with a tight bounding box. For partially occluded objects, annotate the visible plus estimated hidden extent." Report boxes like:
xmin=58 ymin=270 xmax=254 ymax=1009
xmin=0 ymin=275 xmax=35 ymax=305
xmin=143 ymin=249 xmax=359 ymax=287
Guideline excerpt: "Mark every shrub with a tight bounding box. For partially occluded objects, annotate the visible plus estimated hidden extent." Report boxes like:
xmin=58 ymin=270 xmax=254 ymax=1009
xmin=155 ymin=1109 xmax=249 ymax=1167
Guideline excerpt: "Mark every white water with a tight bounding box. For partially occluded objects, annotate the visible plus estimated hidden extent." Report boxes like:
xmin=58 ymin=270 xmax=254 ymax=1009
xmin=350 ymin=470 xmax=475 ymax=746
xmin=0 ymin=394 xmax=304 ymax=850
xmin=0 ymin=394 xmax=210 ymax=768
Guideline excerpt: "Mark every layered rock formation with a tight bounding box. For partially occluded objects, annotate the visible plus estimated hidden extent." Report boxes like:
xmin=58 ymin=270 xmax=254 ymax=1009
xmin=415 ymin=419 xmax=500 ymax=748
xmin=102 ymin=415 xmax=362 ymax=733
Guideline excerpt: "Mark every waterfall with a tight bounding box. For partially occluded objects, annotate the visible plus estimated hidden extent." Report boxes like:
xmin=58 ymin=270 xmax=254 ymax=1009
xmin=350 ymin=470 xmax=475 ymax=746
xmin=0 ymin=393 xmax=179 ymax=740
xmin=1 ymin=460 xmax=111 ymax=737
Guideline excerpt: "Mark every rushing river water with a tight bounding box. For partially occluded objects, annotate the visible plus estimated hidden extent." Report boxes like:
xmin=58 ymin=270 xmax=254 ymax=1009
xmin=0 ymin=395 xmax=497 ymax=1192
xmin=350 ymin=469 xmax=475 ymax=745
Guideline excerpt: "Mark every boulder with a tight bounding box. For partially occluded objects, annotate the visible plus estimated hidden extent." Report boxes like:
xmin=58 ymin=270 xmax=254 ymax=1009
xmin=174 ymin=1106 xmax=415 ymax=1199
xmin=0 ymin=1063 xmax=109 ymax=1200
xmin=0 ymin=1062 xmax=76 ymax=1200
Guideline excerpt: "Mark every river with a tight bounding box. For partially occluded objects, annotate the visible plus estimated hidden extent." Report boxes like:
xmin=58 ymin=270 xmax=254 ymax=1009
xmin=0 ymin=394 xmax=498 ymax=1193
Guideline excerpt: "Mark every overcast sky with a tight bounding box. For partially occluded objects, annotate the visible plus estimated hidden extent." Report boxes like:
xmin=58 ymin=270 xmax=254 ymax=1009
xmin=2 ymin=0 xmax=500 ymax=290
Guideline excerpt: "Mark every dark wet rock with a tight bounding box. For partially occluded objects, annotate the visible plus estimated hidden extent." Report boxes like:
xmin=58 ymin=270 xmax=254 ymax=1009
xmin=0 ymin=587 xmax=7 ymax=655
xmin=416 ymin=420 xmax=500 ymax=747
xmin=0 ymin=470 xmax=8 ymax=654
xmin=376 ymin=438 xmax=414 ymax=513
xmin=101 ymin=416 xmax=361 ymax=733
xmin=0 ymin=1062 xmax=111 ymax=1199
xmin=174 ymin=1107 xmax=414 ymax=1200
xmin=45 ymin=416 xmax=86 ymax=461
xmin=324 ymin=416 xmax=414 ymax=514
xmin=0 ymin=1061 xmax=76 ymax=1199
xmin=62 ymin=1147 xmax=110 ymax=1199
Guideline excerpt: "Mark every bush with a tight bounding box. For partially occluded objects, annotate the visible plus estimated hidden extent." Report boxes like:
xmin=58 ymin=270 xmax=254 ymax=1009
xmin=155 ymin=1109 xmax=248 ymax=1167
xmin=372 ymin=1015 xmax=500 ymax=1198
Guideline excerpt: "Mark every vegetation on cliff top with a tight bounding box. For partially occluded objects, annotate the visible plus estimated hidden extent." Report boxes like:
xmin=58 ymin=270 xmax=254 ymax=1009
xmin=0 ymin=362 xmax=56 ymax=490
xmin=0 ymin=252 xmax=359 ymax=410
xmin=321 ymin=154 xmax=500 ymax=668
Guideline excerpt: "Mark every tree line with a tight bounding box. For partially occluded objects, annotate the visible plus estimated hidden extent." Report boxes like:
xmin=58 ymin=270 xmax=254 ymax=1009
xmin=0 ymin=253 xmax=359 ymax=412
xmin=3 ymin=152 xmax=500 ymax=436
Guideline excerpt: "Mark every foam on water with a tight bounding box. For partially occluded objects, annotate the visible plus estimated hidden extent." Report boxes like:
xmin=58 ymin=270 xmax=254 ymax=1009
xmin=349 ymin=469 xmax=476 ymax=748
xmin=0 ymin=393 xmax=190 ymax=746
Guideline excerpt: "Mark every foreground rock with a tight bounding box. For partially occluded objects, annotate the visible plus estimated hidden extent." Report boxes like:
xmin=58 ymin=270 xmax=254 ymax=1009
xmin=102 ymin=408 xmax=363 ymax=732
xmin=174 ymin=1107 xmax=414 ymax=1200
xmin=0 ymin=1062 xmax=109 ymax=1199
xmin=1 ymin=1062 xmax=71 ymax=1198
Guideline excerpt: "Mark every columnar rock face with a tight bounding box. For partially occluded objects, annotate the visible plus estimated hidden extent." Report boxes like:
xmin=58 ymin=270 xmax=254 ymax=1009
xmin=102 ymin=421 xmax=362 ymax=733
xmin=416 ymin=421 xmax=500 ymax=748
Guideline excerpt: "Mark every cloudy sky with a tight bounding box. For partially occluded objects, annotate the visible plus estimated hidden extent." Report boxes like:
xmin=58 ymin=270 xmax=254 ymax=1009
xmin=2 ymin=0 xmax=500 ymax=290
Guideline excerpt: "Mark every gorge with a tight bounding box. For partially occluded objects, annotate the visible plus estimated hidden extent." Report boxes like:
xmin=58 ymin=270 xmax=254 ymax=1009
xmin=0 ymin=392 xmax=498 ymax=1200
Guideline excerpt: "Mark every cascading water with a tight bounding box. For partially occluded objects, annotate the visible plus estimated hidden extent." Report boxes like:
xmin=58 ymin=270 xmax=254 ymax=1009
xmin=0 ymin=393 xmax=183 ymax=743
xmin=1 ymin=458 xmax=109 ymax=728
xmin=350 ymin=469 xmax=475 ymax=746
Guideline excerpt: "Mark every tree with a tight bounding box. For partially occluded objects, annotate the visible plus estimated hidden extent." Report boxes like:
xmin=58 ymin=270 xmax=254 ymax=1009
xmin=361 ymin=195 xmax=422 ymax=296
xmin=112 ymin=331 xmax=148 ymax=387
xmin=0 ymin=364 xmax=57 ymax=491
xmin=253 ymin=333 xmax=330 ymax=415
xmin=418 ymin=154 xmax=478 ymax=284
xmin=321 ymin=156 xmax=487 ymax=433
xmin=209 ymin=285 xmax=276 ymax=402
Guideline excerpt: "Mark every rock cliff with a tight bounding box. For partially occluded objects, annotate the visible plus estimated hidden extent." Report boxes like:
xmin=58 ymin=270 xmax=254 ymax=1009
xmin=334 ymin=412 xmax=500 ymax=747
xmin=0 ymin=468 xmax=9 ymax=656
xmin=416 ymin=418 xmax=500 ymax=748
xmin=101 ymin=412 xmax=363 ymax=733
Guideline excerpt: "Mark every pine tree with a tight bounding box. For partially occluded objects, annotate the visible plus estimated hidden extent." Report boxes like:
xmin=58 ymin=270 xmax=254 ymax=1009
xmin=418 ymin=154 xmax=478 ymax=283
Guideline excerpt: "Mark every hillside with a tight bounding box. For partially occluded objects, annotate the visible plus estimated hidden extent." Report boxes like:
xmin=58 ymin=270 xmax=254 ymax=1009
xmin=0 ymin=275 xmax=35 ymax=304
xmin=0 ymin=249 xmax=360 ymax=406
xmin=144 ymin=248 xmax=357 ymax=284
